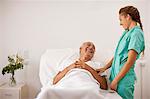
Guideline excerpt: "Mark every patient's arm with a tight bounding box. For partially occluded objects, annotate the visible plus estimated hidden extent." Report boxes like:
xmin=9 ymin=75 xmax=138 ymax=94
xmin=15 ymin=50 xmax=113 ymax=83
xmin=53 ymin=63 xmax=76 ymax=85
xmin=76 ymin=61 xmax=108 ymax=90
xmin=85 ymin=65 xmax=108 ymax=90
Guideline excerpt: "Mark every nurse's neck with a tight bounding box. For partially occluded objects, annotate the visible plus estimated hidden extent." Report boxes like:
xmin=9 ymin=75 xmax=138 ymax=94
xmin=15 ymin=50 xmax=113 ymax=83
xmin=128 ymin=21 xmax=137 ymax=30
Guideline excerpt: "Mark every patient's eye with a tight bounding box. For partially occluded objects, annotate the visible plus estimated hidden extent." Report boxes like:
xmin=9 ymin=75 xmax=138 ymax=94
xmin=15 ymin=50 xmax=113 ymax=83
xmin=85 ymin=47 xmax=88 ymax=51
xmin=90 ymin=50 xmax=94 ymax=53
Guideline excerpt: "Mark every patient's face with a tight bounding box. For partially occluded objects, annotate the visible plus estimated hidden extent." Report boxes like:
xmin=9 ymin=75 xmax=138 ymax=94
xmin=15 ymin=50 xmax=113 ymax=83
xmin=80 ymin=42 xmax=95 ymax=62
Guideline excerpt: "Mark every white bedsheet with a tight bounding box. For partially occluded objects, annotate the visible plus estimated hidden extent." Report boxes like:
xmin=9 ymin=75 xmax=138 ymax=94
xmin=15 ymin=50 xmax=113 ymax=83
xmin=36 ymin=68 xmax=121 ymax=99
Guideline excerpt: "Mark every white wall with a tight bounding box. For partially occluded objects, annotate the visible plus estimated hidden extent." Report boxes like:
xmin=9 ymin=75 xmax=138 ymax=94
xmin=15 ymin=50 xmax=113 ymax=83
xmin=146 ymin=0 xmax=150 ymax=99
xmin=140 ymin=0 xmax=150 ymax=99
xmin=0 ymin=0 xmax=4 ymax=82
xmin=0 ymin=0 xmax=149 ymax=99
xmin=0 ymin=1 xmax=1 ymax=62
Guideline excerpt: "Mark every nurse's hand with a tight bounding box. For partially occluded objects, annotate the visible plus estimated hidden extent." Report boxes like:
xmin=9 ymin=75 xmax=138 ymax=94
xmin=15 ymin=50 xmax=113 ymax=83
xmin=96 ymin=67 xmax=106 ymax=74
xmin=110 ymin=80 xmax=118 ymax=91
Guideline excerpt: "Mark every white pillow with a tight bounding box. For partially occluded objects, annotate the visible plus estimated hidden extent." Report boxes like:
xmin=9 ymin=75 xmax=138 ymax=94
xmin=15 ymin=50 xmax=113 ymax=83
xmin=39 ymin=48 xmax=75 ymax=86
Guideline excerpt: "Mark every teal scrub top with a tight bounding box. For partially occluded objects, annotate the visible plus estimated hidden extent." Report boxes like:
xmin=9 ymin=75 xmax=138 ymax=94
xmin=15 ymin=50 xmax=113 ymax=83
xmin=110 ymin=26 xmax=145 ymax=85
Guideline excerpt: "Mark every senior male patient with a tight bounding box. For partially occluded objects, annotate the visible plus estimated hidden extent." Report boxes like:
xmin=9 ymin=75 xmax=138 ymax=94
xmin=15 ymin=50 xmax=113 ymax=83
xmin=53 ymin=42 xmax=108 ymax=90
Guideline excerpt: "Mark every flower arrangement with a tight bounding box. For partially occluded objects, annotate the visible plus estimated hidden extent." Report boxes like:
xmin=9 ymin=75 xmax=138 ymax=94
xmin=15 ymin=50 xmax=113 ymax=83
xmin=2 ymin=54 xmax=24 ymax=86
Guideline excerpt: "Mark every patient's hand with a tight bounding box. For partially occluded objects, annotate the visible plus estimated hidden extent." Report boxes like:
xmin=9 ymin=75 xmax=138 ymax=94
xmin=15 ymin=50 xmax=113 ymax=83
xmin=74 ymin=60 xmax=87 ymax=69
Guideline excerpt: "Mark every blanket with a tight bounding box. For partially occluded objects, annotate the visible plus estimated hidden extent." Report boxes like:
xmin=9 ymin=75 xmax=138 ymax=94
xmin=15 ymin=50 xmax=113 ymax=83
xmin=36 ymin=68 xmax=121 ymax=99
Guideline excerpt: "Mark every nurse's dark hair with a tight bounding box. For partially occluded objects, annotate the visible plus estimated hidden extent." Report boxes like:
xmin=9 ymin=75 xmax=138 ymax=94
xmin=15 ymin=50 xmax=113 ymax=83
xmin=119 ymin=6 xmax=143 ymax=31
xmin=119 ymin=6 xmax=145 ymax=56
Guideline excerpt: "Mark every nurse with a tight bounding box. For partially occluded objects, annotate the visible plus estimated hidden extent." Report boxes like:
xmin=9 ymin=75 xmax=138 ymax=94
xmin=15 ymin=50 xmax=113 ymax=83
xmin=96 ymin=6 xmax=145 ymax=99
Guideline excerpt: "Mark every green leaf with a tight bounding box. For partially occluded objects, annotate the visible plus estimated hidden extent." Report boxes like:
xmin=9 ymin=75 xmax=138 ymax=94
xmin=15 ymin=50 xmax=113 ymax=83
xmin=2 ymin=54 xmax=24 ymax=76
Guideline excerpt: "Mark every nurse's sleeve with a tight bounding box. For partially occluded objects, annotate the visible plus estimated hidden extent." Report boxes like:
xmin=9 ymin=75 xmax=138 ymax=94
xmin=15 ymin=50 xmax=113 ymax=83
xmin=128 ymin=32 xmax=145 ymax=54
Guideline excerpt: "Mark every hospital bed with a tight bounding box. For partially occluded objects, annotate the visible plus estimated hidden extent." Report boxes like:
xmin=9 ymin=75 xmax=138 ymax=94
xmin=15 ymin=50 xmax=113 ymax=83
xmin=36 ymin=48 xmax=143 ymax=99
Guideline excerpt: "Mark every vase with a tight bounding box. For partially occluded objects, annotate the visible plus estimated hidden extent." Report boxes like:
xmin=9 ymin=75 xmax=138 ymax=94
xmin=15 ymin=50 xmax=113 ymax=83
xmin=9 ymin=75 xmax=16 ymax=87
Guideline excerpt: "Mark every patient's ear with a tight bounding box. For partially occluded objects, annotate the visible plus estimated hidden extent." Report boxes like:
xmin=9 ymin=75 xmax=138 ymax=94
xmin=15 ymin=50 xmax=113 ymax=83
xmin=79 ymin=47 xmax=82 ymax=54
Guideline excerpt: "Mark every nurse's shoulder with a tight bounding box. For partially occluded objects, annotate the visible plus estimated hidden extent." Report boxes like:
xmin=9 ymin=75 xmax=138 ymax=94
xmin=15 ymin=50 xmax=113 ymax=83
xmin=131 ymin=26 xmax=144 ymax=39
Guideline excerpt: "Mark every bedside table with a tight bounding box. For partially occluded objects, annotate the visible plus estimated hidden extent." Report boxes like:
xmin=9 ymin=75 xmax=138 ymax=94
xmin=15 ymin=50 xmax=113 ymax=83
xmin=0 ymin=83 xmax=27 ymax=99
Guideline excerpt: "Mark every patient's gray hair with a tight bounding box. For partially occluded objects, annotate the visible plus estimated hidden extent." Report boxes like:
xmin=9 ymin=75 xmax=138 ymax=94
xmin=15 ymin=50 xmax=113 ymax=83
xmin=81 ymin=42 xmax=95 ymax=48
xmin=80 ymin=41 xmax=95 ymax=52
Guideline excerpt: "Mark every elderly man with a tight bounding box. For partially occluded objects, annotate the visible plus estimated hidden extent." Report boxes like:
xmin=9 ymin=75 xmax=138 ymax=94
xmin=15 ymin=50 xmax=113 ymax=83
xmin=53 ymin=42 xmax=108 ymax=90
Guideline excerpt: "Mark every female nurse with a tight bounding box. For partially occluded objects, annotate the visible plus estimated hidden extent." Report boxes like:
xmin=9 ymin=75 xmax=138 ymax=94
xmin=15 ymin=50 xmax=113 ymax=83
xmin=96 ymin=6 xmax=145 ymax=99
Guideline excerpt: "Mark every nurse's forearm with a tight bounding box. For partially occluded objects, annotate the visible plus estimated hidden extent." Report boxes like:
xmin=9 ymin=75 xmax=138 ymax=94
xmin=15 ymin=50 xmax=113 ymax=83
xmin=113 ymin=50 xmax=137 ymax=83
xmin=113 ymin=62 xmax=133 ymax=83
xmin=104 ymin=57 xmax=114 ymax=70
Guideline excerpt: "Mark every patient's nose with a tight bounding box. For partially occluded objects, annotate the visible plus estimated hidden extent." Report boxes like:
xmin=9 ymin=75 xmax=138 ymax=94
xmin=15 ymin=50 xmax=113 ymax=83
xmin=87 ymin=47 xmax=94 ymax=53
